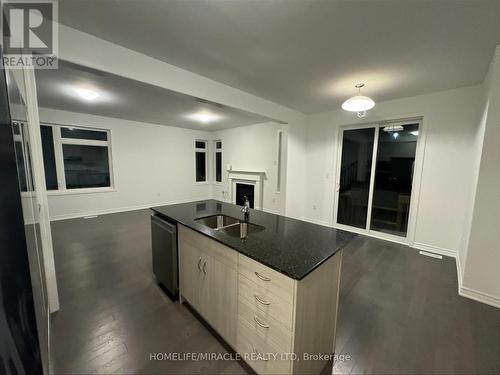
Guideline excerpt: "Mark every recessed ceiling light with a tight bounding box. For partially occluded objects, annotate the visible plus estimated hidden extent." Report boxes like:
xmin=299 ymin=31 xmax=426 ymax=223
xmin=75 ymin=88 xmax=100 ymax=101
xmin=185 ymin=111 xmax=221 ymax=124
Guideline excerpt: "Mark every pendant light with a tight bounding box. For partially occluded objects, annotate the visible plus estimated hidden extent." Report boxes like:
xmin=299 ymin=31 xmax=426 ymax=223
xmin=341 ymin=83 xmax=375 ymax=118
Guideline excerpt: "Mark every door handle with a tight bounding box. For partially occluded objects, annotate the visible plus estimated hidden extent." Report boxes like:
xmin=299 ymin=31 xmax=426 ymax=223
xmin=252 ymin=346 xmax=269 ymax=361
xmin=254 ymin=271 xmax=271 ymax=281
xmin=254 ymin=294 xmax=271 ymax=306
xmin=197 ymin=257 xmax=202 ymax=271
xmin=254 ymin=315 xmax=270 ymax=328
xmin=202 ymin=261 xmax=207 ymax=274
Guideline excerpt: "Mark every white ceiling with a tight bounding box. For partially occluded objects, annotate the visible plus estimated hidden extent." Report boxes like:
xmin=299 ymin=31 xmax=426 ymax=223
xmin=58 ymin=0 xmax=500 ymax=114
xmin=35 ymin=61 xmax=274 ymax=131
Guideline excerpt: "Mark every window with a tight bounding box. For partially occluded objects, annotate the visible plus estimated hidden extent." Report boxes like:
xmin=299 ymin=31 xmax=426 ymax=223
xmin=63 ymin=144 xmax=110 ymax=189
xmin=61 ymin=127 xmax=107 ymax=141
xmin=195 ymin=140 xmax=207 ymax=182
xmin=214 ymin=140 xmax=222 ymax=183
xmin=40 ymin=125 xmax=58 ymax=190
xmin=39 ymin=124 xmax=113 ymax=192
xmin=276 ymin=130 xmax=283 ymax=193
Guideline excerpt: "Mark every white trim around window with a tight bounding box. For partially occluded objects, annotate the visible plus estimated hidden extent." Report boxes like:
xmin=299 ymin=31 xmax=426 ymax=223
xmin=41 ymin=123 xmax=115 ymax=194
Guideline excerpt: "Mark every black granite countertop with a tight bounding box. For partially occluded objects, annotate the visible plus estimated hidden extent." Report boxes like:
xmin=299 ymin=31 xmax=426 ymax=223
xmin=151 ymin=200 xmax=356 ymax=280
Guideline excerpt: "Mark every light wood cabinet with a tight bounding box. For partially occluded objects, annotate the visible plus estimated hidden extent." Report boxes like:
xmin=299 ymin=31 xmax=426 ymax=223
xmin=178 ymin=224 xmax=343 ymax=375
xmin=179 ymin=240 xmax=202 ymax=308
xmin=208 ymin=255 xmax=237 ymax=346
xmin=178 ymin=225 xmax=237 ymax=348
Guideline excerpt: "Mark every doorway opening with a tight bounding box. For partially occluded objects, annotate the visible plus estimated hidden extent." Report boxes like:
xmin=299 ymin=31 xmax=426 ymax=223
xmin=334 ymin=120 xmax=421 ymax=241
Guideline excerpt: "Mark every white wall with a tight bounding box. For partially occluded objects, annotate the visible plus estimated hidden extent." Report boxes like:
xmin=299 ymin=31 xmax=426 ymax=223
xmin=210 ymin=122 xmax=286 ymax=214
xmin=460 ymin=46 xmax=500 ymax=307
xmin=302 ymin=85 xmax=482 ymax=257
xmin=40 ymin=108 xmax=212 ymax=220
xmin=42 ymin=107 xmax=294 ymax=220
xmin=458 ymin=72 xmax=491 ymax=273
xmin=42 ymin=108 xmax=298 ymax=220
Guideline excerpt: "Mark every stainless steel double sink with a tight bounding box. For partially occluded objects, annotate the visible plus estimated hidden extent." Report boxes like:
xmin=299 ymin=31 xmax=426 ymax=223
xmin=195 ymin=214 xmax=265 ymax=238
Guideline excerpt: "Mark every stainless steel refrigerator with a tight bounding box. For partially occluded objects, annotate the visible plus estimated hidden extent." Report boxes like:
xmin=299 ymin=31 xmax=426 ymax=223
xmin=0 ymin=51 xmax=49 ymax=374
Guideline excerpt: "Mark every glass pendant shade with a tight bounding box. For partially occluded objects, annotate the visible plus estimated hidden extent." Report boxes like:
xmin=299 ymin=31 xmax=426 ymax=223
xmin=341 ymin=95 xmax=375 ymax=112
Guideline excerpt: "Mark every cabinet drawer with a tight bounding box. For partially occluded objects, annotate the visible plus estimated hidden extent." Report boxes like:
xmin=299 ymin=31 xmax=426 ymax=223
xmin=238 ymin=254 xmax=295 ymax=303
xmin=238 ymin=298 xmax=292 ymax=352
xmin=238 ymin=274 xmax=294 ymax=331
xmin=237 ymin=318 xmax=292 ymax=375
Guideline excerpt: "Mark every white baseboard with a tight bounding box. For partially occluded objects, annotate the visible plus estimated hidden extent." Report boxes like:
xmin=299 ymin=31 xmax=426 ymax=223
xmin=456 ymin=254 xmax=500 ymax=309
xmin=261 ymin=207 xmax=281 ymax=215
xmin=412 ymin=242 xmax=456 ymax=258
xmin=459 ymin=285 xmax=500 ymax=309
xmin=456 ymin=253 xmax=463 ymax=288
xmin=49 ymin=198 xmax=198 ymax=221
xmin=300 ymin=216 xmax=332 ymax=227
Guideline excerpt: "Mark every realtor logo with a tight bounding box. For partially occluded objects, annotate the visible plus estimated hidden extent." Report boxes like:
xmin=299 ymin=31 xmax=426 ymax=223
xmin=1 ymin=0 xmax=58 ymax=68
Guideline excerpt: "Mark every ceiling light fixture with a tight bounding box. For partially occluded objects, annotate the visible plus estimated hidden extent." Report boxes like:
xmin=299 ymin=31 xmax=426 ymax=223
xmin=75 ymin=88 xmax=100 ymax=101
xmin=341 ymin=83 xmax=375 ymax=118
xmin=410 ymin=130 xmax=419 ymax=136
xmin=185 ymin=110 xmax=221 ymax=124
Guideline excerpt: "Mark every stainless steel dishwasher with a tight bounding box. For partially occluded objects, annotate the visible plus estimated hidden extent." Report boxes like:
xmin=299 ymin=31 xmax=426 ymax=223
xmin=151 ymin=214 xmax=178 ymax=300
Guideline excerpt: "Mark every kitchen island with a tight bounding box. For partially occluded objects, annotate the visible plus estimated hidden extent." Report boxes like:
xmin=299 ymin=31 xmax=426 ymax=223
xmin=151 ymin=200 xmax=356 ymax=374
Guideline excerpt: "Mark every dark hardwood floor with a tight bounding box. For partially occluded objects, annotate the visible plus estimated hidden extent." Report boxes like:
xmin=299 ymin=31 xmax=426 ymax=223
xmin=49 ymin=209 xmax=500 ymax=374
xmin=334 ymin=236 xmax=500 ymax=374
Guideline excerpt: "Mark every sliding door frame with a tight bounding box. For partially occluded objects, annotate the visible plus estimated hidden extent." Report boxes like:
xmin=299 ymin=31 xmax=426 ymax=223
xmin=332 ymin=117 xmax=425 ymax=246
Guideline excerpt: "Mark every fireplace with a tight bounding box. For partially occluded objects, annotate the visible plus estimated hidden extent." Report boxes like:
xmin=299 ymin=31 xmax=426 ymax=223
xmin=235 ymin=183 xmax=255 ymax=208
xmin=228 ymin=170 xmax=264 ymax=210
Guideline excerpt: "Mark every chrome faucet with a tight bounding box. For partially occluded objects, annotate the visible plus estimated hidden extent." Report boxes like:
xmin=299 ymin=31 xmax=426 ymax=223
xmin=241 ymin=196 xmax=250 ymax=221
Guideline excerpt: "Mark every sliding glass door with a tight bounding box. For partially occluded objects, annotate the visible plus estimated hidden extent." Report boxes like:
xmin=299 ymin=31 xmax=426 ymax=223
xmin=335 ymin=121 xmax=420 ymax=240
xmin=337 ymin=128 xmax=375 ymax=229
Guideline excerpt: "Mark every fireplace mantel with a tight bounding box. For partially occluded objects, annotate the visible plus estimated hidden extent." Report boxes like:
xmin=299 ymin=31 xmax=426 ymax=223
xmin=227 ymin=169 xmax=265 ymax=210
xmin=227 ymin=169 xmax=265 ymax=175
